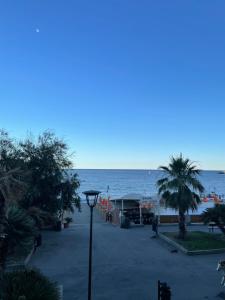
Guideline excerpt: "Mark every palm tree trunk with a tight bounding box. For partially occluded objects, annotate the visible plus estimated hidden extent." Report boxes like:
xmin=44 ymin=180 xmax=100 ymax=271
xmin=178 ymin=211 xmax=186 ymax=239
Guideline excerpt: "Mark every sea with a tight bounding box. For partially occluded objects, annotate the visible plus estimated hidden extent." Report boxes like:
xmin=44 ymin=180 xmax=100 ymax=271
xmin=71 ymin=169 xmax=225 ymax=215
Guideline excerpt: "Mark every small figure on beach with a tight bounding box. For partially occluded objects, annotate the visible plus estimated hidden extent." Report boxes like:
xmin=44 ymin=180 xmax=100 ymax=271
xmin=106 ymin=212 xmax=109 ymax=222
xmin=108 ymin=212 xmax=113 ymax=223
xmin=151 ymin=216 xmax=158 ymax=238
xmin=106 ymin=211 xmax=113 ymax=222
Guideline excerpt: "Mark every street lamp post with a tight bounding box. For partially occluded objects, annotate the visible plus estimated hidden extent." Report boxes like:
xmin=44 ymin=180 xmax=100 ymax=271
xmin=83 ymin=190 xmax=101 ymax=300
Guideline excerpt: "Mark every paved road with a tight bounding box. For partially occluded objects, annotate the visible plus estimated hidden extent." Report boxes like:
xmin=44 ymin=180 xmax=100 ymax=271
xmin=30 ymin=205 xmax=225 ymax=300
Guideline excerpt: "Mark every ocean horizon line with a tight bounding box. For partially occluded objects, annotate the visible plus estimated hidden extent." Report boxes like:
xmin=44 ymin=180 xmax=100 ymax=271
xmin=72 ymin=168 xmax=224 ymax=172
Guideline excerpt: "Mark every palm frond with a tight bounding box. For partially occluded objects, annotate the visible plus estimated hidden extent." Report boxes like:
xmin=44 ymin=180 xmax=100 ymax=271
xmin=156 ymin=177 xmax=169 ymax=187
xmin=187 ymin=177 xmax=204 ymax=193
xmin=6 ymin=205 xmax=37 ymax=254
xmin=167 ymin=178 xmax=181 ymax=190
xmin=164 ymin=192 xmax=179 ymax=210
xmin=158 ymin=166 xmax=173 ymax=176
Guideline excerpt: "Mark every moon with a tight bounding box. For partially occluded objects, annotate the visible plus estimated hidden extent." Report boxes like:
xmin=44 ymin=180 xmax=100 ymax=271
xmin=35 ymin=28 xmax=40 ymax=33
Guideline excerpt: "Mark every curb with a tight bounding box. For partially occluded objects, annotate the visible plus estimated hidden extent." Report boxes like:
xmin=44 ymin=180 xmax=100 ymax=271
xmin=158 ymin=223 xmax=203 ymax=226
xmin=159 ymin=233 xmax=225 ymax=255
xmin=159 ymin=233 xmax=188 ymax=254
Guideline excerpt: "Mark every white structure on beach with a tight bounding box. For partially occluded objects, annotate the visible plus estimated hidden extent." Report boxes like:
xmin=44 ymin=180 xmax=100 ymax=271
xmin=110 ymin=193 xmax=160 ymax=224
xmin=110 ymin=192 xmax=217 ymax=224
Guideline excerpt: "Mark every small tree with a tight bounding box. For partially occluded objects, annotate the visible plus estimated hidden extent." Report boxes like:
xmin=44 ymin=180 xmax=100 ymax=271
xmin=157 ymin=154 xmax=204 ymax=239
xmin=19 ymin=131 xmax=74 ymax=214
xmin=0 ymin=130 xmax=81 ymax=219
xmin=61 ymin=174 xmax=81 ymax=212
xmin=202 ymin=204 xmax=225 ymax=235
xmin=0 ymin=130 xmax=21 ymax=170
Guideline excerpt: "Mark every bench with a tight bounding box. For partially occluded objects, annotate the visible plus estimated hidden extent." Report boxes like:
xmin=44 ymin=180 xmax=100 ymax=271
xmin=208 ymin=223 xmax=217 ymax=232
xmin=208 ymin=223 xmax=225 ymax=232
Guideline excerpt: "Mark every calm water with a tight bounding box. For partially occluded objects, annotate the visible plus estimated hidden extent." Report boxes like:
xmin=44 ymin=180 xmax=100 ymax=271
xmin=73 ymin=169 xmax=225 ymax=199
xmin=71 ymin=169 xmax=225 ymax=215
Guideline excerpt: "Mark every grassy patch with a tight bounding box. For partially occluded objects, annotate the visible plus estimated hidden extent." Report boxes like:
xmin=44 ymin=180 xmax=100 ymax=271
xmin=163 ymin=231 xmax=225 ymax=251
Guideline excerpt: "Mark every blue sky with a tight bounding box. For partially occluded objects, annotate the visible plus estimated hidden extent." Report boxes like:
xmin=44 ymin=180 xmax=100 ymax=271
xmin=0 ymin=1 xmax=225 ymax=169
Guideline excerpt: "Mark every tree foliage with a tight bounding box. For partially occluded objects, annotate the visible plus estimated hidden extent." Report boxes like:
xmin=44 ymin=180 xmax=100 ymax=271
xmin=202 ymin=204 xmax=225 ymax=235
xmin=0 ymin=130 xmax=80 ymax=217
xmin=19 ymin=131 xmax=74 ymax=213
xmin=0 ymin=130 xmax=20 ymax=170
xmin=6 ymin=205 xmax=37 ymax=255
xmin=61 ymin=173 xmax=81 ymax=213
xmin=157 ymin=154 xmax=204 ymax=239
xmin=0 ymin=165 xmax=28 ymax=300
xmin=0 ymin=129 xmax=80 ymax=298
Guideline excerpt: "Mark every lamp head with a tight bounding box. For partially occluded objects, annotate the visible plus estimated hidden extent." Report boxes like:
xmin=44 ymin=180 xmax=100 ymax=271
xmin=83 ymin=190 xmax=101 ymax=208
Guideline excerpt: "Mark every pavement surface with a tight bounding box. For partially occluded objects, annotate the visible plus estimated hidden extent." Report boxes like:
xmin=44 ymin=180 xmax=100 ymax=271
xmin=30 ymin=205 xmax=225 ymax=300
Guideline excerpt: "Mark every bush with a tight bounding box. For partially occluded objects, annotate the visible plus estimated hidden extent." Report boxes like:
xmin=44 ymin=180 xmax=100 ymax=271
xmin=6 ymin=205 xmax=37 ymax=255
xmin=3 ymin=268 xmax=60 ymax=300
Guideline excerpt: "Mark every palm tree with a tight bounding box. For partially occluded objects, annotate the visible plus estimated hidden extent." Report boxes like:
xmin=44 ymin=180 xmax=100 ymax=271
xmin=157 ymin=154 xmax=204 ymax=239
xmin=6 ymin=205 xmax=37 ymax=257
xmin=0 ymin=166 xmax=26 ymax=300
xmin=202 ymin=204 xmax=225 ymax=235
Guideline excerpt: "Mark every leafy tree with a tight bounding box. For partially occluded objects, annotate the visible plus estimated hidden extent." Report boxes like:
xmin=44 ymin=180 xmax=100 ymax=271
xmin=202 ymin=204 xmax=225 ymax=235
xmin=0 ymin=130 xmax=80 ymax=300
xmin=19 ymin=131 xmax=75 ymax=214
xmin=0 ymin=130 xmax=18 ymax=170
xmin=157 ymin=154 xmax=204 ymax=239
xmin=0 ymin=130 xmax=81 ymax=219
xmin=60 ymin=173 xmax=81 ymax=214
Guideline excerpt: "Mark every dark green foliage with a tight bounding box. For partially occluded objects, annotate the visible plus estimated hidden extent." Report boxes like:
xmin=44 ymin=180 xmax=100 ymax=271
xmin=0 ymin=165 xmax=28 ymax=282
xmin=18 ymin=131 xmax=79 ymax=215
xmin=202 ymin=204 xmax=225 ymax=235
xmin=6 ymin=205 xmax=37 ymax=255
xmin=0 ymin=130 xmax=21 ymax=170
xmin=19 ymin=132 xmax=69 ymax=213
xmin=157 ymin=154 xmax=204 ymax=239
xmin=61 ymin=174 xmax=81 ymax=213
xmin=0 ymin=130 xmax=80 ymax=300
xmin=27 ymin=206 xmax=56 ymax=229
xmin=0 ymin=130 xmax=80 ymax=216
xmin=3 ymin=268 xmax=60 ymax=300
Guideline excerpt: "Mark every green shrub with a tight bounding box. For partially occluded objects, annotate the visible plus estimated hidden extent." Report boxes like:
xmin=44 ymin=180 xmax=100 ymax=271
xmin=6 ymin=205 xmax=37 ymax=255
xmin=3 ymin=268 xmax=60 ymax=300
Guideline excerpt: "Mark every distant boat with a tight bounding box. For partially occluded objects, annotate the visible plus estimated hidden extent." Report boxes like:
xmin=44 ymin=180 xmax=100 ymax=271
xmin=218 ymin=171 xmax=225 ymax=174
